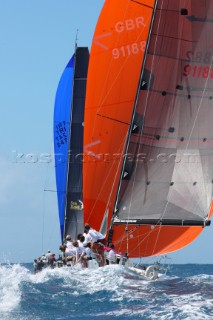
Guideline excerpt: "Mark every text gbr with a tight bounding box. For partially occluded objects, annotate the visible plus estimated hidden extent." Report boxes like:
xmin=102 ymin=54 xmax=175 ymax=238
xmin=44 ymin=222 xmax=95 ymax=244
xmin=113 ymin=17 xmax=147 ymax=59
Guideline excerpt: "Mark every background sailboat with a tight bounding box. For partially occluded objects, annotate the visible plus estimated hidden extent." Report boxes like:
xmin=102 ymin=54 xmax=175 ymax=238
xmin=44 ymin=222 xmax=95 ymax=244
xmin=83 ymin=0 xmax=213 ymax=259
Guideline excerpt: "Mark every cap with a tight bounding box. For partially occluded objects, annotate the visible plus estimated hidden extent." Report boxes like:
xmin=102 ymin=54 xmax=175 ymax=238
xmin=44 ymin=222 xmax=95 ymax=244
xmin=66 ymin=235 xmax=71 ymax=240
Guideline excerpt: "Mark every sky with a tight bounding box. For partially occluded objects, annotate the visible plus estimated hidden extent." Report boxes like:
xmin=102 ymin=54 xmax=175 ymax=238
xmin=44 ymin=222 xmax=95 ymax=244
xmin=0 ymin=0 xmax=212 ymax=264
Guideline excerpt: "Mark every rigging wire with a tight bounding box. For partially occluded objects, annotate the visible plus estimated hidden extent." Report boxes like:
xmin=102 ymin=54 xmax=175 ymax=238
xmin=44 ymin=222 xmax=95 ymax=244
xmin=41 ymin=141 xmax=56 ymax=254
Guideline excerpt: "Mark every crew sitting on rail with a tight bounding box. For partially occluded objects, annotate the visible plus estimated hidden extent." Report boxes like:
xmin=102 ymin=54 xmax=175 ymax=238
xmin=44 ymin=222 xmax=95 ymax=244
xmin=77 ymin=234 xmax=85 ymax=255
xmin=107 ymin=243 xmax=117 ymax=264
xmin=48 ymin=253 xmax=56 ymax=268
xmin=76 ymin=242 xmax=96 ymax=268
xmin=33 ymin=251 xmax=56 ymax=272
xmin=83 ymin=228 xmax=93 ymax=244
xmin=64 ymin=234 xmax=73 ymax=246
xmin=64 ymin=240 xmax=80 ymax=265
xmin=77 ymin=234 xmax=85 ymax=247
xmin=84 ymin=223 xmax=106 ymax=245
xmin=40 ymin=253 xmax=48 ymax=264
xmin=33 ymin=259 xmax=42 ymax=273
xmin=45 ymin=250 xmax=52 ymax=259
xmin=59 ymin=244 xmax=67 ymax=265
xmin=72 ymin=240 xmax=81 ymax=262
xmin=83 ymin=223 xmax=108 ymax=267
xmin=45 ymin=250 xmax=56 ymax=267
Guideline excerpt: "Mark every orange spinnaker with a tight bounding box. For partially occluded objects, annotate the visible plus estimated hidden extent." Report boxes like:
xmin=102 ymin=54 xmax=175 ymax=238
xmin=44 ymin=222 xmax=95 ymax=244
xmin=83 ymin=0 xmax=155 ymax=231
xmin=112 ymin=224 xmax=203 ymax=258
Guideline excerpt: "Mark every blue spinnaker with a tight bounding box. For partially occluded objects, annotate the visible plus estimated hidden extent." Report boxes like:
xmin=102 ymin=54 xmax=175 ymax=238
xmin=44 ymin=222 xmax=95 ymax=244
xmin=53 ymin=56 xmax=75 ymax=242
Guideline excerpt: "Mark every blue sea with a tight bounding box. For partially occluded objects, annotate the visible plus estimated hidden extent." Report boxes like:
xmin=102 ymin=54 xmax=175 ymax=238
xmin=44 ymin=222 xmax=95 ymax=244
xmin=0 ymin=263 xmax=213 ymax=320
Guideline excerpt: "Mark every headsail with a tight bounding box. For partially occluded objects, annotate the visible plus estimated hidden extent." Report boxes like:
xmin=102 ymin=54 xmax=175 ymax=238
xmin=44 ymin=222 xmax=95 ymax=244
xmin=54 ymin=47 xmax=89 ymax=242
xmin=64 ymin=47 xmax=89 ymax=240
xmin=54 ymin=55 xmax=75 ymax=241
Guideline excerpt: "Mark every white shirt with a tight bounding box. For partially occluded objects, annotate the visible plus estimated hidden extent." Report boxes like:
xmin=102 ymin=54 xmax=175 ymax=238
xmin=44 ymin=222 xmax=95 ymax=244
xmin=88 ymin=228 xmax=105 ymax=242
xmin=65 ymin=242 xmax=75 ymax=257
xmin=108 ymin=249 xmax=116 ymax=263
xmin=77 ymin=241 xmax=84 ymax=255
xmin=40 ymin=255 xmax=48 ymax=263
xmin=66 ymin=246 xmax=80 ymax=260
xmin=75 ymin=247 xmax=81 ymax=260
xmin=46 ymin=252 xmax=52 ymax=258
xmin=77 ymin=240 xmax=84 ymax=247
xmin=66 ymin=241 xmax=74 ymax=250
xmin=81 ymin=247 xmax=95 ymax=259
xmin=83 ymin=232 xmax=93 ymax=244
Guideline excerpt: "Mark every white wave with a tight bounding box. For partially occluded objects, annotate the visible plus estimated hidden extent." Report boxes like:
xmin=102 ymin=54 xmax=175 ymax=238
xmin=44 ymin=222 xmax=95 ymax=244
xmin=28 ymin=264 xmax=150 ymax=299
xmin=163 ymin=293 xmax=213 ymax=320
xmin=0 ymin=263 xmax=131 ymax=307
xmin=96 ymin=307 xmax=145 ymax=318
xmin=0 ymin=264 xmax=30 ymax=313
xmin=29 ymin=263 xmax=171 ymax=301
xmin=189 ymin=273 xmax=213 ymax=283
xmin=44 ymin=264 xmax=130 ymax=295
xmin=1 ymin=263 xmax=212 ymax=320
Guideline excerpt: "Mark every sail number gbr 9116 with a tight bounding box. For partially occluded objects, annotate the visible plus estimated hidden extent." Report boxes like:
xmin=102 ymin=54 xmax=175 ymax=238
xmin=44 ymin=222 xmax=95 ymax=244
xmin=112 ymin=41 xmax=146 ymax=59
xmin=183 ymin=65 xmax=213 ymax=79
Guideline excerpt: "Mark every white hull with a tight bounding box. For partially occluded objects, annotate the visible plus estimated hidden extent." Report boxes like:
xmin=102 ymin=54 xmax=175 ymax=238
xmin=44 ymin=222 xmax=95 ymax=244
xmin=128 ymin=265 xmax=159 ymax=280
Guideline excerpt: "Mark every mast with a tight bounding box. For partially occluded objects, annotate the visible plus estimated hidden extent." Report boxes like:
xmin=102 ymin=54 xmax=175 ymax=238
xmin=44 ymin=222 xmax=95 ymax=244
xmin=75 ymin=29 xmax=79 ymax=52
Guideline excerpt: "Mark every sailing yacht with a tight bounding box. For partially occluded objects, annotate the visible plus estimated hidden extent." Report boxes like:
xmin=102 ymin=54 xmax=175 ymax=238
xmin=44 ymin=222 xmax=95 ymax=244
xmin=35 ymin=0 xmax=213 ymax=279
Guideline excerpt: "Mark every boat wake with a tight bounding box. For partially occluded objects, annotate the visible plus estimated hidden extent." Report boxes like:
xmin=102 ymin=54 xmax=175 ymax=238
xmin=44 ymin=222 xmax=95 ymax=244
xmin=0 ymin=263 xmax=213 ymax=319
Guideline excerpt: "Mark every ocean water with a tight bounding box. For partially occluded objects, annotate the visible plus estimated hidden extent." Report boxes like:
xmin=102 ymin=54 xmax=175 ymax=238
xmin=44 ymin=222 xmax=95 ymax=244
xmin=0 ymin=263 xmax=213 ymax=320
